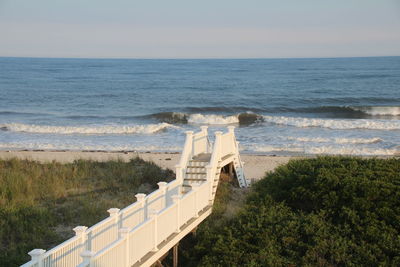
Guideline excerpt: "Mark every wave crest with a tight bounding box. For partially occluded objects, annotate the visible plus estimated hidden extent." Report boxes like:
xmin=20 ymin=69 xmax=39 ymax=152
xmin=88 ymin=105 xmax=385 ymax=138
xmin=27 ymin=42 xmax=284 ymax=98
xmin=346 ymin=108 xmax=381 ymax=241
xmin=350 ymin=106 xmax=400 ymax=116
xmin=0 ymin=123 xmax=178 ymax=135
xmin=187 ymin=114 xmax=239 ymax=125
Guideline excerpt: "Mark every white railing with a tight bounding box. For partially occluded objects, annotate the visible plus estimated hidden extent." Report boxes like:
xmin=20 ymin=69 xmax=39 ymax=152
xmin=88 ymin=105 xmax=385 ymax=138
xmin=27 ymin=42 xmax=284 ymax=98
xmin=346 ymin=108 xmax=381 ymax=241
xmin=175 ymin=126 xmax=208 ymax=183
xmin=21 ymin=126 xmax=245 ymax=267
xmin=78 ymin=180 xmax=211 ymax=267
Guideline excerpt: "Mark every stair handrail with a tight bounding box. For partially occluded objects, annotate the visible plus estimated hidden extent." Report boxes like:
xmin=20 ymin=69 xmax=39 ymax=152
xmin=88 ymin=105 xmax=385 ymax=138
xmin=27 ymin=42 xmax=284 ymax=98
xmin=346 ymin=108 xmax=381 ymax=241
xmin=229 ymin=126 xmax=248 ymax=187
xmin=175 ymin=130 xmax=193 ymax=183
xmin=205 ymin=131 xmax=223 ymax=202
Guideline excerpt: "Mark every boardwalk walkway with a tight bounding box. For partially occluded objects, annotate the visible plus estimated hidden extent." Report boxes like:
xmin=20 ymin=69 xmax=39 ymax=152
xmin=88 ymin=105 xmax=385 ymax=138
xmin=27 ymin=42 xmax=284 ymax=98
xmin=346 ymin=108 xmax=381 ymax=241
xmin=21 ymin=126 xmax=247 ymax=267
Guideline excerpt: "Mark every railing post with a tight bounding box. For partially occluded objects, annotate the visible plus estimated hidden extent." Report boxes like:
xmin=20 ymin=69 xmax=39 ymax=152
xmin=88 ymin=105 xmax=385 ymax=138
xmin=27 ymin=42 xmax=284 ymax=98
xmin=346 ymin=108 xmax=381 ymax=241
xmin=215 ymin=131 xmax=223 ymax=158
xmin=119 ymin=227 xmax=130 ymax=267
xmin=227 ymin=125 xmax=235 ymax=135
xmin=185 ymin=130 xmax=194 ymax=157
xmin=157 ymin=181 xmax=168 ymax=209
xmin=80 ymin=250 xmax=95 ymax=267
xmin=175 ymin=164 xmax=183 ymax=183
xmin=171 ymin=195 xmax=181 ymax=233
xmin=228 ymin=126 xmax=236 ymax=154
xmin=135 ymin=193 xmax=147 ymax=221
xmin=191 ymin=183 xmax=200 ymax=218
xmin=73 ymin=226 xmax=88 ymax=250
xmin=28 ymin=249 xmax=46 ymax=267
xmin=200 ymin=125 xmax=208 ymax=135
xmin=206 ymin=165 xmax=214 ymax=203
xmin=148 ymin=209 xmax=159 ymax=252
xmin=200 ymin=126 xmax=209 ymax=153
xmin=107 ymin=208 xmax=121 ymax=233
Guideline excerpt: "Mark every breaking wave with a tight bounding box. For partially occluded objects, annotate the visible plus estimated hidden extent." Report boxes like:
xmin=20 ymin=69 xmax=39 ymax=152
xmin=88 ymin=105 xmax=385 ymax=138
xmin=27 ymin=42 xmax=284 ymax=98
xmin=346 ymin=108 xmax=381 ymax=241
xmin=0 ymin=123 xmax=178 ymax=135
xmin=149 ymin=112 xmax=263 ymax=125
xmin=187 ymin=114 xmax=239 ymax=124
xmin=263 ymin=115 xmax=400 ymax=130
xmin=349 ymin=106 xmax=400 ymax=116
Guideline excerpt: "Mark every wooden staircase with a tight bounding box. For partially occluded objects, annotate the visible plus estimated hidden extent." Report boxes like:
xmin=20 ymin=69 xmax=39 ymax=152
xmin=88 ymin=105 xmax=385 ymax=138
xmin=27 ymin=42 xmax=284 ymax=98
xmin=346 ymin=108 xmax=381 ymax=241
xmin=182 ymin=153 xmax=210 ymax=193
xmin=20 ymin=126 xmax=248 ymax=267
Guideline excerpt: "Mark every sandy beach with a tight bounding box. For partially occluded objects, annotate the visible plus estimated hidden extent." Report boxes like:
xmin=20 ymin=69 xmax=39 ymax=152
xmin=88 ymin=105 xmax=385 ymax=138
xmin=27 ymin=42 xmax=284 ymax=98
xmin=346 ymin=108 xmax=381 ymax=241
xmin=0 ymin=151 xmax=296 ymax=181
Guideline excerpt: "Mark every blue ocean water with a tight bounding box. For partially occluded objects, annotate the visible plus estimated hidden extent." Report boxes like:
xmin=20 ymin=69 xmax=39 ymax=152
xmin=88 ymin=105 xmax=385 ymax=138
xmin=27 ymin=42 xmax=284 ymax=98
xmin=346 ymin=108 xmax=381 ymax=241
xmin=0 ymin=57 xmax=399 ymax=155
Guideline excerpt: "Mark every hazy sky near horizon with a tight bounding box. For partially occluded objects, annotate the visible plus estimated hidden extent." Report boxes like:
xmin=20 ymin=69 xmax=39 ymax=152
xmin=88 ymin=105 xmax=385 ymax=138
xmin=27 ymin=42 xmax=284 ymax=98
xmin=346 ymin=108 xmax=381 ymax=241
xmin=1 ymin=0 xmax=400 ymax=58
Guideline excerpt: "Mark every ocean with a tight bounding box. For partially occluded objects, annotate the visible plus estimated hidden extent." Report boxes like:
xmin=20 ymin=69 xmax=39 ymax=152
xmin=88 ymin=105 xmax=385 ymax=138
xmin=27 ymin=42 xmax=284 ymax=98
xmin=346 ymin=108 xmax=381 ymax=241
xmin=0 ymin=57 xmax=399 ymax=156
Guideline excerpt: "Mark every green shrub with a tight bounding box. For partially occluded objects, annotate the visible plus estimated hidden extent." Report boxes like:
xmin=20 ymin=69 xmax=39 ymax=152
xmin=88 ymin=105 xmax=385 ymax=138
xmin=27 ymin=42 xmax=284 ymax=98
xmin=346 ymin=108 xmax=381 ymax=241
xmin=182 ymin=157 xmax=400 ymax=266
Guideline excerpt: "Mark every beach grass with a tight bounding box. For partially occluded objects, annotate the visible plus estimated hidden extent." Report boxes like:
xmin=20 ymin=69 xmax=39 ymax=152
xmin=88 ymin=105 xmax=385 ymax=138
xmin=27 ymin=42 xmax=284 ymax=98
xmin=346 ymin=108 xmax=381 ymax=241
xmin=0 ymin=157 xmax=174 ymax=267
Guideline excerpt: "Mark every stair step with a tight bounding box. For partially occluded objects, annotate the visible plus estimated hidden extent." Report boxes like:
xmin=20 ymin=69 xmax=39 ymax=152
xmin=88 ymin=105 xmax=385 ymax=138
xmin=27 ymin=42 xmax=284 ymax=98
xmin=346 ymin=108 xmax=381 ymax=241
xmin=184 ymin=178 xmax=207 ymax=181
xmin=186 ymin=166 xmax=205 ymax=169
xmin=186 ymin=175 xmax=206 ymax=179
xmin=189 ymin=160 xmax=209 ymax=163
xmin=186 ymin=172 xmax=207 ymax=175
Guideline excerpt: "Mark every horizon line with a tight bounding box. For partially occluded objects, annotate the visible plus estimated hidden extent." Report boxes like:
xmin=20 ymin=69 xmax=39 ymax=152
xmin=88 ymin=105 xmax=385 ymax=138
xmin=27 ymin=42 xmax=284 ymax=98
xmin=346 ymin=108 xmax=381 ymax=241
xmin=1 ymin=55 xmax=399 ymax=60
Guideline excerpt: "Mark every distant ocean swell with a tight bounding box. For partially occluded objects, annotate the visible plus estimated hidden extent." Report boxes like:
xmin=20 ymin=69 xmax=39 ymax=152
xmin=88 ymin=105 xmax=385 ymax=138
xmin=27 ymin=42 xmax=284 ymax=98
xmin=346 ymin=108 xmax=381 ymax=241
xmin=173 ymin=105 xmax=400 ymax=117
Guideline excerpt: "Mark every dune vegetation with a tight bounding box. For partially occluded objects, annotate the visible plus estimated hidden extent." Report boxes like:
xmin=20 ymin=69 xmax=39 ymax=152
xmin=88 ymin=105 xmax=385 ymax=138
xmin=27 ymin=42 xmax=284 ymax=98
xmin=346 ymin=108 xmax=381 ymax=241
xmin=0 ymin=158 xmax=174 ymax=267
xmin=176 ymin=157 xmax=400 ymax=267
xmin=1 ymin=156 xmax=399 ymax=267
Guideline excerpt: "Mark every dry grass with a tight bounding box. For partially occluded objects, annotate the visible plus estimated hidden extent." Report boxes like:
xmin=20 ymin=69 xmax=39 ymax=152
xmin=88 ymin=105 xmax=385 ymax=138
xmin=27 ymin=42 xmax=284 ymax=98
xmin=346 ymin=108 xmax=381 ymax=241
xmin=0 ymin=157 xmax=174 ymax=267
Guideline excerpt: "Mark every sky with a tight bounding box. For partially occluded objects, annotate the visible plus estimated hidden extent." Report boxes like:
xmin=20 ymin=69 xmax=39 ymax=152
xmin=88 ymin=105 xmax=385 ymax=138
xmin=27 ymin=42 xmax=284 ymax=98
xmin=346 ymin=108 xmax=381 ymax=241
xmin=0 ymin=0 xmax=400 ymax=58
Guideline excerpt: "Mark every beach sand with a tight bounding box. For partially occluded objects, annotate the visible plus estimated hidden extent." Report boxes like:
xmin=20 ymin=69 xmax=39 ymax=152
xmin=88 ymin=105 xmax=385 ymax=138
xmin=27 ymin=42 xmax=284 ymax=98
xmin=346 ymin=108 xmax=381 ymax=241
xmin=0 ymin=151 xmax=295 ymax=180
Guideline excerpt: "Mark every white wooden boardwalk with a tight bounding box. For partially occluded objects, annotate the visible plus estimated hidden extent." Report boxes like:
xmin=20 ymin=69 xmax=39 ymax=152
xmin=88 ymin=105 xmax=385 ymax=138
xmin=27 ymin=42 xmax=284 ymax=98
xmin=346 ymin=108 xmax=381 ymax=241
xmin=21 ymin=126 xmax=247 ymax=267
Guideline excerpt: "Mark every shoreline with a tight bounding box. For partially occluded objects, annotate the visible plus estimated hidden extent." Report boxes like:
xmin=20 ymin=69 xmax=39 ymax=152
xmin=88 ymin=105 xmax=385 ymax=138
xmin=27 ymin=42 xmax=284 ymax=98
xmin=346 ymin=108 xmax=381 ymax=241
xmin=0 ymin=150 xmax=299 ymax=181
xmin=1 ymin=150 xmax=397 ymax=181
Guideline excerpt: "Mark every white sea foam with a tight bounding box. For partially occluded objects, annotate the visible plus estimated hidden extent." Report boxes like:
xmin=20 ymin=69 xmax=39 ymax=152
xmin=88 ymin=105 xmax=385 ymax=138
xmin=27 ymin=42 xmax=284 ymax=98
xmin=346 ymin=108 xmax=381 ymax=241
xmin=0 ymin=123 xmax=178 ymax=135
xmin=287 ymin=136 xmax=382 ymax=144
xmin=304 ymin=146 xmax=399 ymax=156
xmin=351 ymin=106 xmax=400 ymax=116
xmin=263 ymin=115 xmax=400 ymax=130
xmin=247 ymin=144 xmax=399 ymax=156
xmin=187 ymin=114 xmax=239 ymax=125
xmin=248 ymin=145 xmax=304 ymax=153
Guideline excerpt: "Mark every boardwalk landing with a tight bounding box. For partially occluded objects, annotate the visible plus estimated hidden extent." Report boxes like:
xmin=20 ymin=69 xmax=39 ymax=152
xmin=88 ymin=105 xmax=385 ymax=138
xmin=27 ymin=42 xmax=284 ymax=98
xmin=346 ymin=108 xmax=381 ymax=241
xmin=21 ymin=126 xmax=248 ymax=267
